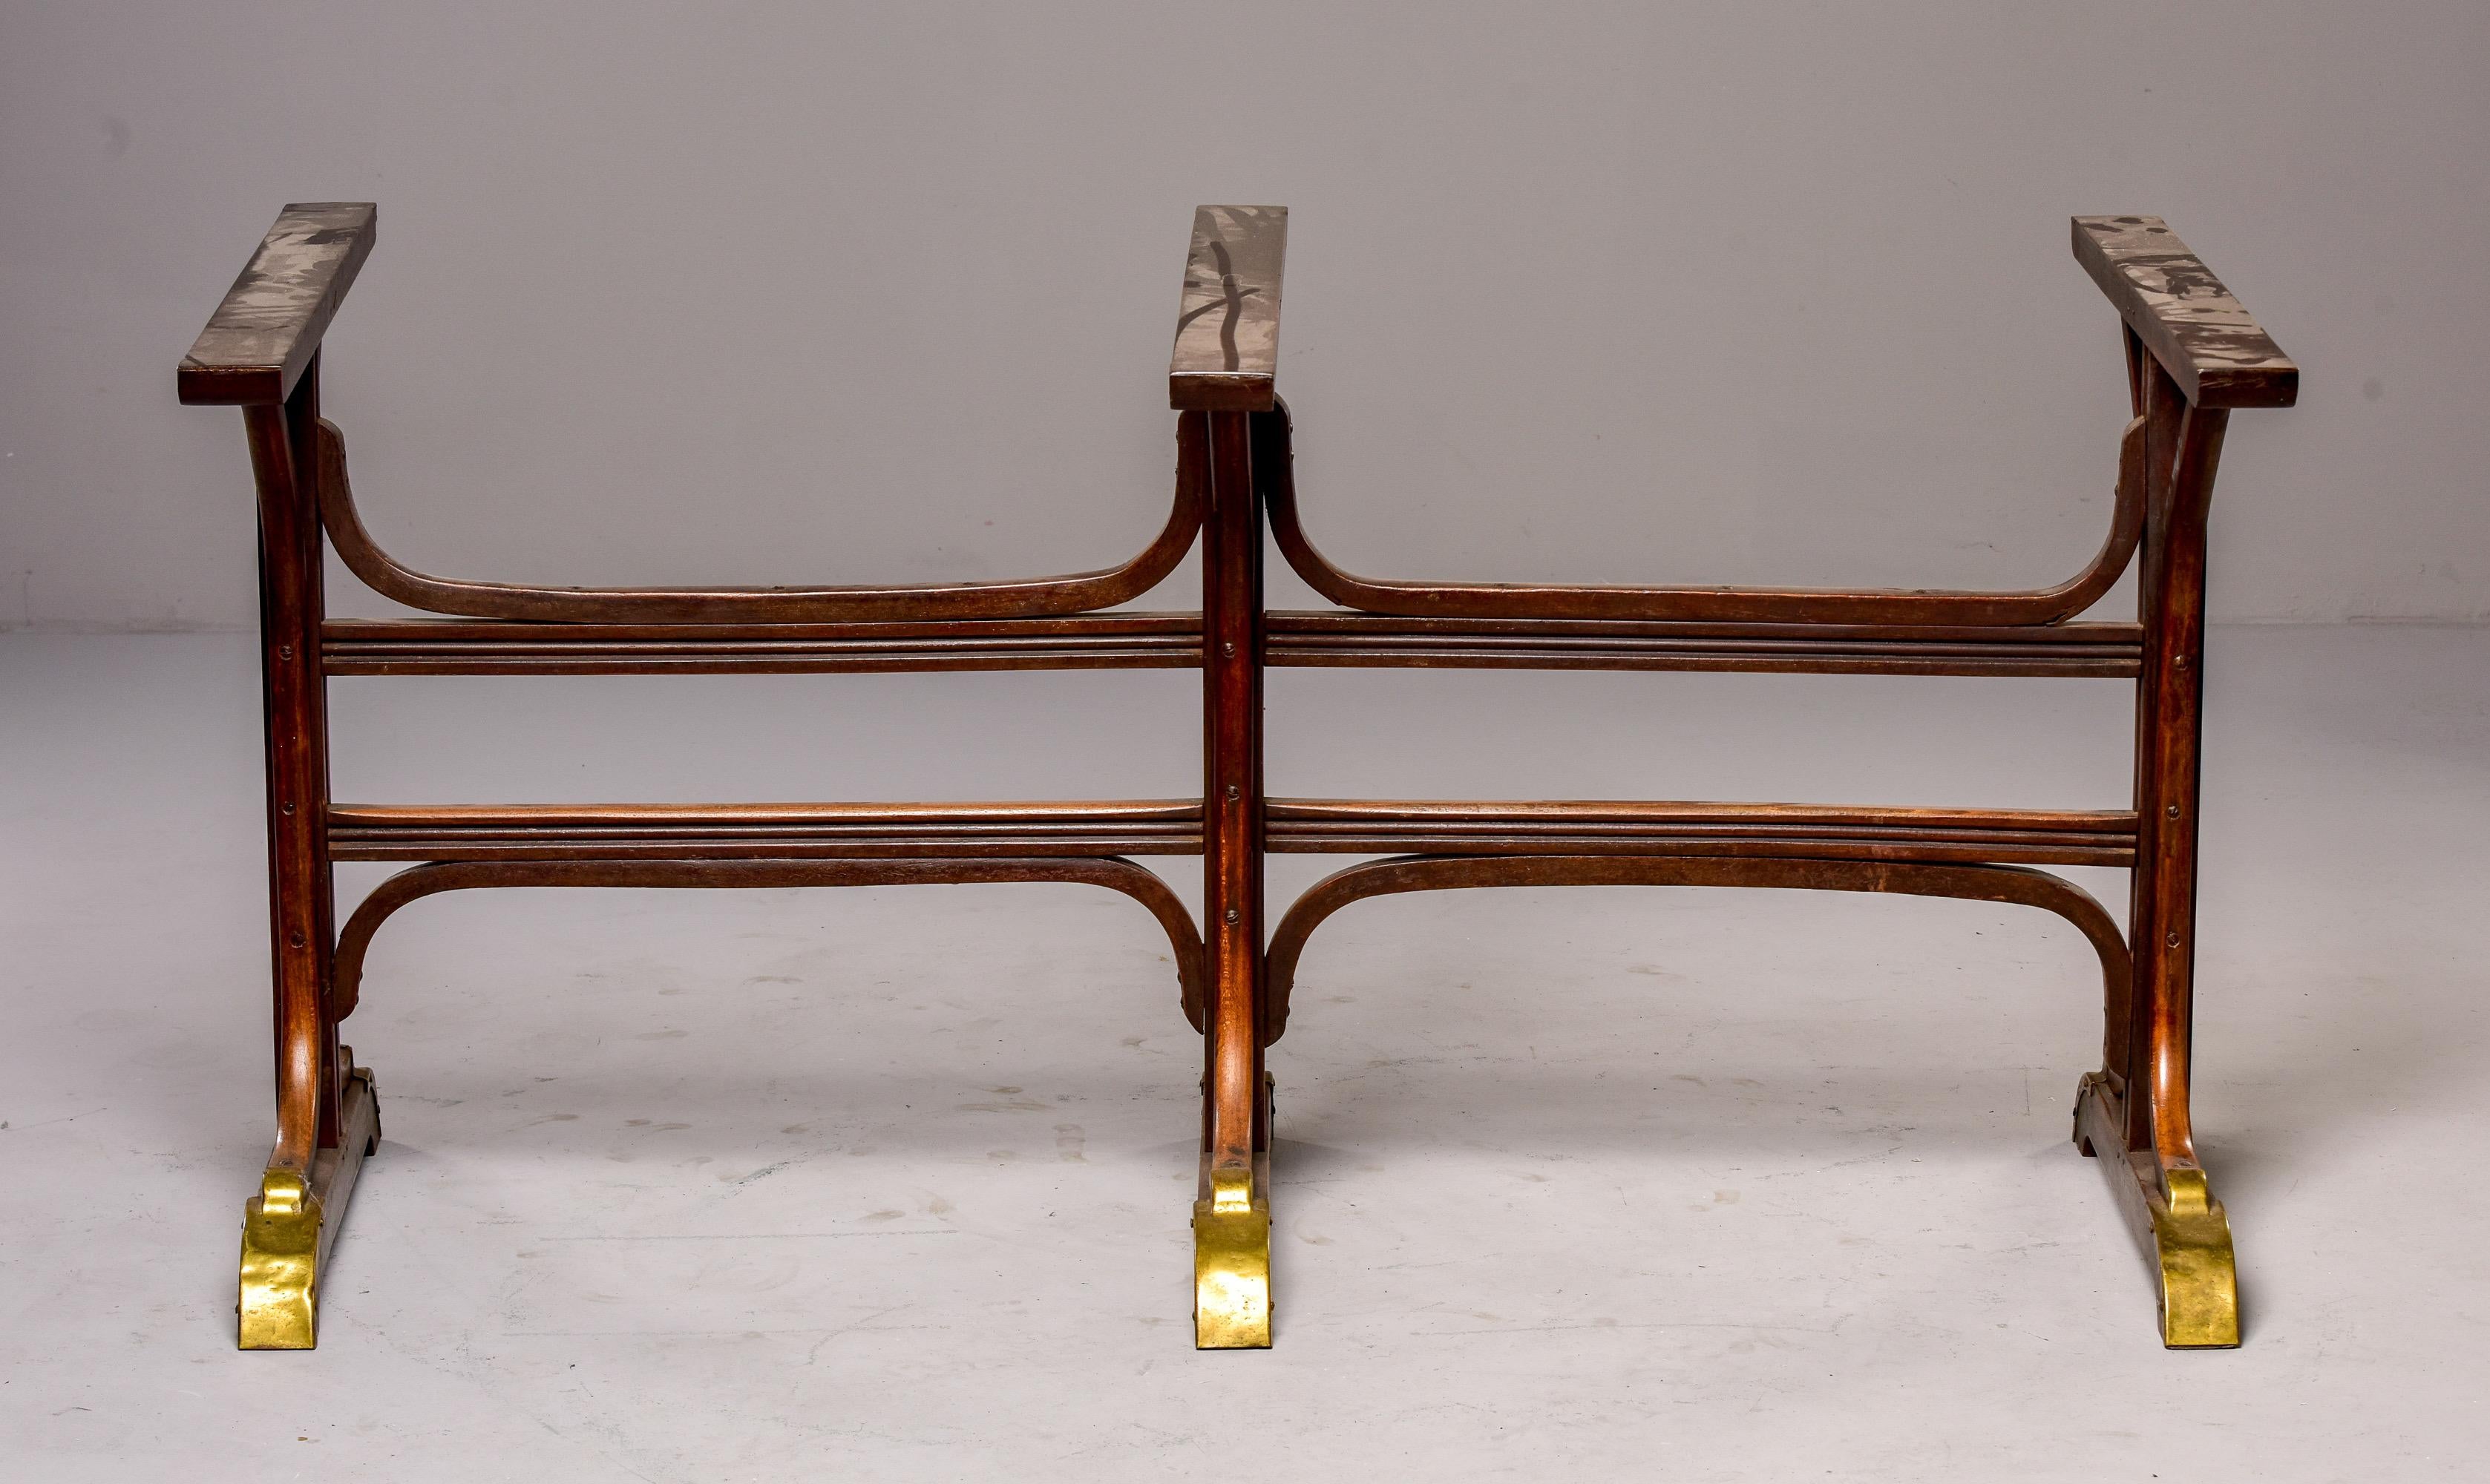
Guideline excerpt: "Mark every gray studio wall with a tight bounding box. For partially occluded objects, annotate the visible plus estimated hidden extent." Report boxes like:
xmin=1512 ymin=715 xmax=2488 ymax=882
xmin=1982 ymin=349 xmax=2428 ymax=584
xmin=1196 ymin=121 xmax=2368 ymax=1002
xmin=3 ymin=1 xmax=2484 ymax=630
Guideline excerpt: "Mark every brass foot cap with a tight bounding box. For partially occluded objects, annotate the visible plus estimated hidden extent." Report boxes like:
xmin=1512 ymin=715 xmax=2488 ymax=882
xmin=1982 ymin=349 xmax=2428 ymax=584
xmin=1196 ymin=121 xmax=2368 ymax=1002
xmin=1193 ymin=1168 xmax=1271 ymax=1349
xmin=237 ymin=1169 xmax=324 ymax=1350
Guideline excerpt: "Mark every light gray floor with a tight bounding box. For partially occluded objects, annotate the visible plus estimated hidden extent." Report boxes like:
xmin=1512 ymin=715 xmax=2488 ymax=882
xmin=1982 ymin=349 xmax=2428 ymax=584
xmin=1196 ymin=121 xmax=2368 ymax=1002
xmin=4 ymin=626 xmax=2486 ymax=1481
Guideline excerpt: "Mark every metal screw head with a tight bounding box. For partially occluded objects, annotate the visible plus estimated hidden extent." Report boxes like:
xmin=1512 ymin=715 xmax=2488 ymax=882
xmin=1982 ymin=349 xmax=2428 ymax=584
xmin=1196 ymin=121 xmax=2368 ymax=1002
xmin=289 ymin=931 xmax=307 ymax=949
xmin=2166 ymin=931 xmax=2182 ymax=948
xmin=281 ymin=801 xmax=295 ymax=815
xmin=278 ymin=645 xmax=294 ymax=660
xmin=1224 ymin=907 xmax=1240 ymax=924
xmin=2166 ymin=804 xmax=2181 ymax=818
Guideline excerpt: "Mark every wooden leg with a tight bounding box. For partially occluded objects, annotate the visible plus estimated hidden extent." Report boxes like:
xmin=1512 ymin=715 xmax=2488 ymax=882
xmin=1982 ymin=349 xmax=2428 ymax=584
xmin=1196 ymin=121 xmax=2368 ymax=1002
xmin=1193 ymin=409 xmax=1272 ymax=1348
xmin=237 ymin=361 xmax=376 ymax=1350
xmin=2076 ymin=352 xmax=2238 ymax=1349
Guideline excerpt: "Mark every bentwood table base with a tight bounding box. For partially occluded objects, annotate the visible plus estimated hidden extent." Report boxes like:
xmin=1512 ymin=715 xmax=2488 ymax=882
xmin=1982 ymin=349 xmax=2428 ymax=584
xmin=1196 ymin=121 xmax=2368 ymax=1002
xmin=180 ymin=203 xmax=2294 ymax=1351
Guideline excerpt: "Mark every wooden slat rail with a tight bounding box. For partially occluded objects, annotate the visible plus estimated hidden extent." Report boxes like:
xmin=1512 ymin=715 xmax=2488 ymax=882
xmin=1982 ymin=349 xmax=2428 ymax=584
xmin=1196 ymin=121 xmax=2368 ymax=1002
xmin=321 ymin=612 xmax=2141 ymax=678
xmin=327 ymin=801 xmax=1206 ymax=861
xmin=1265 ymin=799 xmax=2137 ymax=867
xmin=322 ymin=614 xmax=1205 ymax=675
xmin=1266 ymin=613 xmax=2143 ymax=677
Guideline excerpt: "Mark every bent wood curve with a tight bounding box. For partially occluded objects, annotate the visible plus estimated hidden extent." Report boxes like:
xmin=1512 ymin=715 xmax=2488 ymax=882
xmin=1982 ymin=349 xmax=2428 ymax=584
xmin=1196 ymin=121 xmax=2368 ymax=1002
xmin=315 ymin=415 xmax=1208 ymax=623
xmin=1263 ymin=854 xmax=2129 ymax=1044
xmin=333 ymin=858 xmax=1208 ymax=1031
xmin=1259 ymin=401 xmax=2146 ymax=627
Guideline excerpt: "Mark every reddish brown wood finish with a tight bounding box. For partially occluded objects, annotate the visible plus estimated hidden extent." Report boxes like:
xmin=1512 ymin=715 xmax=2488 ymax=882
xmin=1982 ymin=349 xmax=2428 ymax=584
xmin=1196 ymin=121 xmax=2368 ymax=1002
xmin=1257 ymin=399 xmax=2150 ymax=626
xmin=1201 ymin=410 xmax=1268 ymax=1170
xmin=315 ymin=417 xmax=1206 ymax=623
xmin=329 ymin=858 xmax=1205 ymax=1030
xmin=246 ymin=360 xmax=344 ymax=1167
xmin=182 ymin=202 xmax=2291 ymax=1350
xmin=322 ymin=614 xmax=1205 ymax=675
xmin=1263 ymin=855 xmax=2131 ymax=1044
xmin=326 ymin=800 xmax=1204 ymax=861
xmin=1264 ymin=798 xmax=2137 ymax=866
xmin=1267 ymin=612 xmax=2144 ymax=677
xmin=2123 ymin=355 xmax=2230 ymax=1170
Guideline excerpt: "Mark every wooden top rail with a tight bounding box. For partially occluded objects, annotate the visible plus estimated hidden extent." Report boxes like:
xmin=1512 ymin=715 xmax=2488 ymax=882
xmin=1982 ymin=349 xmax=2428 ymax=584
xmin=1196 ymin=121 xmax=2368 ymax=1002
xmin=179 ymin=203 xmax=378 ymax=405
xmin=2073 ymin=216 xmax=2296 ymax=409
xmin=1170 ymin=206 xmax=1286 ymax=411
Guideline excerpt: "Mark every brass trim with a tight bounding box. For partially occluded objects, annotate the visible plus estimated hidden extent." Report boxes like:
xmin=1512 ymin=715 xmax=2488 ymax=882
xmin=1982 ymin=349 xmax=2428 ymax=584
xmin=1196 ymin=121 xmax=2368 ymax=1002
xmin=1192 ymin=1158 xmax=1271 ymax=1349
xmin=237 ymin=1170 xmax=322 ymax=1349
xmin=238 ymin=1065 xmax=381 ymax=1350
xmin=2074 ymin=1071 xmax=2239 ymax=1349
xmin=2147 ymin=1167 xmax=2241 ymax=1348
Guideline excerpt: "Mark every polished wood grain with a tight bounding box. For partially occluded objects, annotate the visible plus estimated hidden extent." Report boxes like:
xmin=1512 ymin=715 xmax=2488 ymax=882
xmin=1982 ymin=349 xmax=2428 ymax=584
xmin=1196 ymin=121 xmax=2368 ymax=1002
xmin=1201 ymin=409 xmax=1268 ymax=1172
xmin=329 ymin=858 xmax=1205 ymax=1029
xmin=1266 ymin=612 xmax=2143 ymax=677
xmin=1171 ymin=206 xmax=1286 ymax=412
xmin=2123 ymin=353 xmax=2229 ymax=1169
xmin=327 ymin=799 xmax=1205 ymax=861
xmin=180 ymin=203 xmax=376 ymax=406
xmin=246 ymin=364 xmax=345 ymax=1166
xmin=1264 ymin=798 xmax=2137 ymax=866
xmin=1262 ymin=854 xmax=2130 ymax=1044
xmin=1259 ymin=400 xmax=2151 ymax=626
xmin=319 ymin=611 xmax=2142 ymax=679
xmin=179 ymin=201 xmax=2295 ymax=1351
xmin=322 ymin=613 xmax=1204 ymax=675
xmin=315 ymin=416 xmax=1207 ymax=623
xmin=2074 ymin=217 xmax=2296 ymax=410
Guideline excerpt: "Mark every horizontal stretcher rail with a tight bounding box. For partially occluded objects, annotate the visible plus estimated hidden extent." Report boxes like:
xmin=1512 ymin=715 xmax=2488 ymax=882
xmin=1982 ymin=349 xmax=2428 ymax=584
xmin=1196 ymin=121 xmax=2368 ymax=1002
xmin=328 ymin=801 xmax=1206 ymax=861
xmin=1265 ymin=614 xmax=2143 ymax=677
xmin=1265 ymin=799 xmax=2137 ymax=867
xmin=322 ymin=614 xmax=1206 ymax=675
xmin=321 ymin=612 xmax=2140 ymax=678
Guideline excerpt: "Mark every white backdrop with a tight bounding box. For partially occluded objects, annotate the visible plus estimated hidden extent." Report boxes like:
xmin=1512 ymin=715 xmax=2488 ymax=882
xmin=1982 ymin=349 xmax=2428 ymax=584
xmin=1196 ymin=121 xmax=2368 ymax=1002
xmin=4 ymin=1 xmax=2484 ymax=628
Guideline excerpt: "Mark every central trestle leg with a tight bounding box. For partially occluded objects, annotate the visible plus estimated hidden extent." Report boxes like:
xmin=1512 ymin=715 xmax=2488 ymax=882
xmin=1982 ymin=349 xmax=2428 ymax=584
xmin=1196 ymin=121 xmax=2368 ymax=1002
xmin=1193 ymin=406 xmax=1274 ymax=1348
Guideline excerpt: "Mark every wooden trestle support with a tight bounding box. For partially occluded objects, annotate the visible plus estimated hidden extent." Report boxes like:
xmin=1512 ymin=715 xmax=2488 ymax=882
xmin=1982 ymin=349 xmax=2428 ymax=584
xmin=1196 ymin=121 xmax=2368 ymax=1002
xmin=180 ymin=203 xmax=2292 ymax=1349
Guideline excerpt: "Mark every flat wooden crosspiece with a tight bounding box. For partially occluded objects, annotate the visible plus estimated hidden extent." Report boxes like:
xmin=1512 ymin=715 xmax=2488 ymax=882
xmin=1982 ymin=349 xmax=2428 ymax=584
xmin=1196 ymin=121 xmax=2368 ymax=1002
xmin=1170 ymin=205 xmax=1286 ymax=411
xmin=180 ymin=202 xmax=377 ymax=406
xmin=2073 ymin=215 xmax=2297 ymax=409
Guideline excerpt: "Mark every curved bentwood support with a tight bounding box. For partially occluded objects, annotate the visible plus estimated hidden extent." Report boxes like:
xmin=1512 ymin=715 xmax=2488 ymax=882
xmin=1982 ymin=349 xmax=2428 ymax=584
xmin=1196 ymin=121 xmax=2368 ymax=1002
xmin=1260 ymin=397 xmax=2149 ymax=628
xmin=178 ymin=202 xmax=1264 ymax=1351
xmin=1264 ymin=854 xmax=2233 ymax=1346
xmin=184 ymin=200 xmax=2290 ymax=1355
xmin=315 ymin=416 xmax=1206 ymax=624
xmin=1264 ymin=854 xmax=2130 ymax=1045
xmin=332 ymin=858 xmax=1205 ymax=1029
